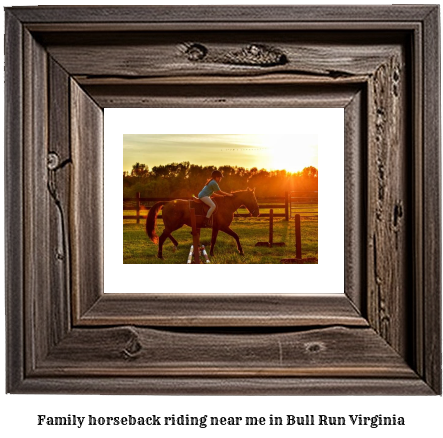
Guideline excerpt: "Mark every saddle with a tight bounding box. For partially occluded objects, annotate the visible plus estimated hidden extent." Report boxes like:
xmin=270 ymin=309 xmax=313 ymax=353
xmin=189 ymin=197 xmax=217 ymax=228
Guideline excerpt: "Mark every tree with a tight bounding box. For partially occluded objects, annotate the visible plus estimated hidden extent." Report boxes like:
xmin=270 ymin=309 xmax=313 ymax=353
xmin=131 ymin=162 xmax=149 ymax=177
xmin=123 ymin=161 xmax=317 ymax=198
xmin=302 ymin=166 xmax=318 ymax=178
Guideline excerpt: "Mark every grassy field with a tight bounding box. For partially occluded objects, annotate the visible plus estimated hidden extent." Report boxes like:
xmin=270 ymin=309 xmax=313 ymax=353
xmin=124 ymin=206 xmax=318 ymax=264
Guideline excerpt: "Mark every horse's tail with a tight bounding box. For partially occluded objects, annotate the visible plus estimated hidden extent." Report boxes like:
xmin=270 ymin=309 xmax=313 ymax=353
xmin=146 ymin=201 xmax=167 ymax=244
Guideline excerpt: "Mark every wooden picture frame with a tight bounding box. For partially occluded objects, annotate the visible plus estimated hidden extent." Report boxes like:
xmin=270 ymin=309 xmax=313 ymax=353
xmin=5 ymin=5 xmax=441 ymax=394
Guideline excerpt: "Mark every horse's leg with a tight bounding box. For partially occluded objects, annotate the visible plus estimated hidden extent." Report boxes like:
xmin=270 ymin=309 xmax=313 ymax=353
xmin=168 ymin=234 xmax=178 ymax=252
xmin=210 ymin=227 xmax=219 ymax=256
xmin=221 ymin=226 xmax=244 ymax=256
xmin=157 ymin=229 xmax=171 ymax=259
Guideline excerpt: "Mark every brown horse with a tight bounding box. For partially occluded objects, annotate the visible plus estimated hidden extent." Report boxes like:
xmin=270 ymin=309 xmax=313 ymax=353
xmin=146 ymin=188 xmax=260 ymax=259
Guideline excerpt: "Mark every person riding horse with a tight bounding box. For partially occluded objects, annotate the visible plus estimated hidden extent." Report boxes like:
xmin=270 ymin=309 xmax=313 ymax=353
xmin=197 ymin=170 xmax=233 ymax=227
xmin=146 ymin=185 xmax=260 ymax=259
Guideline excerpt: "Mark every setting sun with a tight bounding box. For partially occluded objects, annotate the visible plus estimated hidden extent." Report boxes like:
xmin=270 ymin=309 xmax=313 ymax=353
xmin=258 ymin=134 xmax=318 ymax=173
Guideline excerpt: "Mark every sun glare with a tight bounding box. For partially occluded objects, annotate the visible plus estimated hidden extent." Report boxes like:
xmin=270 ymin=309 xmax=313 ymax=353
xmin=259 ymin=134 xmax=318 ymax=173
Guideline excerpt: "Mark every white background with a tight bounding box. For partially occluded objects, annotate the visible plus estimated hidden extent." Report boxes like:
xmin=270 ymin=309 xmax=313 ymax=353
xmin=107 ymin=108 xmax=343 ymax=294
xmin=1 ymin=1 xmax=442 ymax=437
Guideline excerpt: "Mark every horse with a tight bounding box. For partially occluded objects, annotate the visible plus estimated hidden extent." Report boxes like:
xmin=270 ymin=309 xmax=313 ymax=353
xmin=146 ymin=188 xmax=260 ymax=259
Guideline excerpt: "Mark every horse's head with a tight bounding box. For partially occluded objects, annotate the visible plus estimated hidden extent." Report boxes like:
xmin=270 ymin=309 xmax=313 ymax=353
xmin=238 ymin=187 xmax=260 ymax=217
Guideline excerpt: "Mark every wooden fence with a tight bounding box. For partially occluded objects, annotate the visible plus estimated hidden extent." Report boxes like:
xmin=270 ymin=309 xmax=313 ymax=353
xmin=288 ymin=190 xmax=319 ymax=218
xmin=124 ymin=192 xmax=317 ymax=223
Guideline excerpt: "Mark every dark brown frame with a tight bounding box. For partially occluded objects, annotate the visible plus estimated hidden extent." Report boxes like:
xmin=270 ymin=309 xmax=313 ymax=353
xmin=5 ymin=6 xmax=441 ymax=394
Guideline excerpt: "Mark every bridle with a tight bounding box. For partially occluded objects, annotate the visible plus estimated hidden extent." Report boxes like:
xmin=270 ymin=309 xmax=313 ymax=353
xmin=246 ymin=196 xmax=259 ymax=216
xmin=248 ymin=206 xmax=258 ymax=216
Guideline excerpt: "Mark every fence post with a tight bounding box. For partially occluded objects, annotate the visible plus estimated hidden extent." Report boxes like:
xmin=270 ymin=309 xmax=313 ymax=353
xmin=285 ymin=191 xmax=289 ymax=221
xmin=136 ymin=192 xmax=140 ymax=224
xmin=295 ymin=214 xmax=301 ymax=259
xmin=190 ymin=208 xmax=200 ymax=264
xmin=269 ymin=208 xmax=274 ymax=247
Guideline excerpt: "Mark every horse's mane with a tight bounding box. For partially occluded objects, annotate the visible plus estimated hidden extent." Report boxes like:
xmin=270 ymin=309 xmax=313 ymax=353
xmin=230 ymin=189 xmax=251 ymax=195
xmin=215 ymin=189 xmax=249 ymax=207
xmin=223 ymin=189 xmax=254 ymax=206
xmin=213 ymin=189 xmax=254 ymax=207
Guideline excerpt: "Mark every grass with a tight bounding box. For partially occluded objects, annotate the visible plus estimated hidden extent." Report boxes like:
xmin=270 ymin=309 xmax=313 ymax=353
xmin=124 ymin=213 xmax=318 ymax=264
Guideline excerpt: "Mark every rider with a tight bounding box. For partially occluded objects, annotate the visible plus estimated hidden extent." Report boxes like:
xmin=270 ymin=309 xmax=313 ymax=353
xmin=198 ymin=170 xmax=233 ymax=227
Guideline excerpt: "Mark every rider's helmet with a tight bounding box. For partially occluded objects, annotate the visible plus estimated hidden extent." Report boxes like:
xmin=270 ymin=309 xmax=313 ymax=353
xmin=212 ymin=170 xmax=224 ymax=179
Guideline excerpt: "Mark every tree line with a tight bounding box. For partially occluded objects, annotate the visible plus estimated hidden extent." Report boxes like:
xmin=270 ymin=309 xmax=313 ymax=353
xmin=123 ymin=162 xmax=318 ymax=199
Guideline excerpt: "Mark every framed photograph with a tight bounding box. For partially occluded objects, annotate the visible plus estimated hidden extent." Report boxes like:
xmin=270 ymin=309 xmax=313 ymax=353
xmin=119 ymin=116 xmax=321 ymax=266
xmin=5 ymin=5 xmax=441 ymax=394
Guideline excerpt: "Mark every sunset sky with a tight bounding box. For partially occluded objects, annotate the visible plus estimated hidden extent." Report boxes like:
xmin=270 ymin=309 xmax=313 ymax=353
xmin=123 ymin=133 xmax=318 ymax=174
